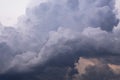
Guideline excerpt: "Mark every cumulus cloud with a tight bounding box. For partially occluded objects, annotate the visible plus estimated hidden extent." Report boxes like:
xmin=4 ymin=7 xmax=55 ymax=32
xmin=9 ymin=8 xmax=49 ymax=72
xmin=0 ymin=0 xmax=120 ymax=80
xmin=73 ymin=57 xmax=120 ymax=80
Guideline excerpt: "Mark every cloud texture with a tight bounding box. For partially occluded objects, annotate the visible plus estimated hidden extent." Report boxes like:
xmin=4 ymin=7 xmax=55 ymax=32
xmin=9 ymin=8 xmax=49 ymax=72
xmin=0 ymin=0 xmax=120 ymax=80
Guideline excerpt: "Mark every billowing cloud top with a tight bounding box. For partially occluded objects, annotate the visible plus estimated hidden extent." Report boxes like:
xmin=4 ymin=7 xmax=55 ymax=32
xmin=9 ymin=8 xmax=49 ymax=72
xmin=0 ymin=0 xmax=120 ymax=80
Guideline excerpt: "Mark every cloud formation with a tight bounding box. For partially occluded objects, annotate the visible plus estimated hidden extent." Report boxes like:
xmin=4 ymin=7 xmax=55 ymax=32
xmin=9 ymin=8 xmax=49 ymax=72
xmin=73 ymin=57 xmax=120 ymax=80
xmin=0 ymin=0 xmax=120 ymax=80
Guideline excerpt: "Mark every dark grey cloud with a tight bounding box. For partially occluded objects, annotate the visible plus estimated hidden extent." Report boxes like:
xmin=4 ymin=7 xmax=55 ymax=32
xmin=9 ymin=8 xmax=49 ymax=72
xmin=0 ymin=42 xmax=14 ymax=73
xmin=0 ymin=0 xmax=120 ymax=80
xmin=18 ymin=0 xmax=118 ymax=39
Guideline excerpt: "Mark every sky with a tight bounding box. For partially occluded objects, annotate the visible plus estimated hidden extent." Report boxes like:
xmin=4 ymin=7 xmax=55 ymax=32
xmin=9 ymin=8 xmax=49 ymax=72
xmin=0 ymin=0 xmax=120 ymax=80
xmin=0 ymin=0 xmax=30 ymax=26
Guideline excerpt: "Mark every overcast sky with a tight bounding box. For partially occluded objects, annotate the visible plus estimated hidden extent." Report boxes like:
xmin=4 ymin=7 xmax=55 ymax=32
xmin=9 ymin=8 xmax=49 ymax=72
xmin=0 ymin=0 xmax=30 ymax=26
xmin=0 ymin=0 xmax=120 ymax=80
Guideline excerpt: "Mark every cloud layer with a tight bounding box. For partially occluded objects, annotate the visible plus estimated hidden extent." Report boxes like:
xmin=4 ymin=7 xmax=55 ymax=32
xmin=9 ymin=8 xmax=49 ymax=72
xmin=0 ymin=0 xmax=120 ymax=80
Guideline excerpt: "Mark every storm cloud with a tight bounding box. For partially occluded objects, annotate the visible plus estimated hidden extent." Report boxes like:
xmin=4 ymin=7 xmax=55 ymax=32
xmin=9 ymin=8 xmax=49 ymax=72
xmin=0 ymin=0 xmax=120 ymax=80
